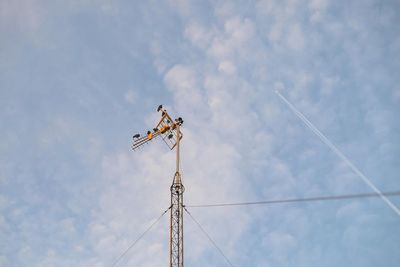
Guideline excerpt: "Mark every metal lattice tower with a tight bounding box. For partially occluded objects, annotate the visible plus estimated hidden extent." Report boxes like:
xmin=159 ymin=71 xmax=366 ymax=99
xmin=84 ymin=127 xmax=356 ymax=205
xmin=132 ymin=105 xmax=184 ymax=267
xmin=170 ymin=171 xmax=184 ymax=267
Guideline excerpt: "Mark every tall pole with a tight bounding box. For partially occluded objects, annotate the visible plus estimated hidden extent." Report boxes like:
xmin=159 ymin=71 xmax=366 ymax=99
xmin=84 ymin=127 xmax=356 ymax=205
xmin=131 ymin=105 xmax=184 ymax=266
xmin=170 ymin=124 xmax=184 ymax=267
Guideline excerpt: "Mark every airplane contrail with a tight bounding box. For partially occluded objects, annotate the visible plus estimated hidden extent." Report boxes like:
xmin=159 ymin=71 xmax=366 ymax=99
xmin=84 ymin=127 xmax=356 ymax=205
xmin=275 ymin=90 xmax=400 ymax=216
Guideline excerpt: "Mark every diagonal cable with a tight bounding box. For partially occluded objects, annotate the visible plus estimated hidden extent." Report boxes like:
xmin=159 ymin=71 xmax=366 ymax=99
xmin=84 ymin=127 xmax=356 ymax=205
xmin=184 ymin=206 xmax=235 ymax=267
xmin=186 ymin=191 xmax=400 ymax=208
xmin=275 ymin=90 xmax=400 ymax=216
xmin=110 ymin=207 xmax=170 ymax=267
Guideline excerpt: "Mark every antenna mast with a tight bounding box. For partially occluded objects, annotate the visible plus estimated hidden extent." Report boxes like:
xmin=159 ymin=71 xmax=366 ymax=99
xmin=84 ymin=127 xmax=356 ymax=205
xmin=132 ymin=105 xmax=184 ymax=267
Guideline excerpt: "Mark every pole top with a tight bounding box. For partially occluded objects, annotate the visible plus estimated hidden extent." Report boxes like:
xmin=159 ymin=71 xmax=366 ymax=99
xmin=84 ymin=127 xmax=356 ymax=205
xmin=131 ymin=105 xmax=183 ymax=151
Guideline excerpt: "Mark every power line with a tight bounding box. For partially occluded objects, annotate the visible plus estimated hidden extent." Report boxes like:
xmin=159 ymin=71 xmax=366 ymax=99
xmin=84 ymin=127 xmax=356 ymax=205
xmin=275 ymin=90 xmax=400 ymax=216
xmin=110 ymin=207 xmax=170 ymax=267
xmin=184 ymin=207 xmax=235 ymax=267
xmin=185 ymin=191 xmax=400 ymax=208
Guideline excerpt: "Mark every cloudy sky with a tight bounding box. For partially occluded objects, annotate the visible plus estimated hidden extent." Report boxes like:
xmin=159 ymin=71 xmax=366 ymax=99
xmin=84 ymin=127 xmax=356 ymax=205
xmin=1 ymin=0 xmax=400 ymax=266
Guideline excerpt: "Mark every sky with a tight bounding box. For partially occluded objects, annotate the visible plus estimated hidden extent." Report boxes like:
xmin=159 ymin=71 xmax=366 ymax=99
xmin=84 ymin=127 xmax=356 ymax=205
xmin=1 ymin=0 xmax=400 ymax=266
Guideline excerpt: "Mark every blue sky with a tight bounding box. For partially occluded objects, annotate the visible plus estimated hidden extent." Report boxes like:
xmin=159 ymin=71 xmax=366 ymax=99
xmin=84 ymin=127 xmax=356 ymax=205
xmin=1 ymin=0 xmax=400 ymax=266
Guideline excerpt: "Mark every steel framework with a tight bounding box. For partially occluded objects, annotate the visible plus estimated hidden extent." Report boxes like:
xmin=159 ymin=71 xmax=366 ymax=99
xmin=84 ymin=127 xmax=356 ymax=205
xmin=132 ymin=105 xmax=184 ymax=267
xmin=170 ymin=170 xmax=184 ymax=267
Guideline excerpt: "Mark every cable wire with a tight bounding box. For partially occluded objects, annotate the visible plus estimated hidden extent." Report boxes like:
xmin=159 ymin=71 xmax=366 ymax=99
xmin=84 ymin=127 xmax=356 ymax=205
xmin=275 ymin=90 xmax=400 ymax=216
xmin=110 ymin=207 xmax=170 ymax=267
xmin=186 ymin=191 xmax=400 ymax=208
xmin=184 ymin=207 xmax=235 ymax=267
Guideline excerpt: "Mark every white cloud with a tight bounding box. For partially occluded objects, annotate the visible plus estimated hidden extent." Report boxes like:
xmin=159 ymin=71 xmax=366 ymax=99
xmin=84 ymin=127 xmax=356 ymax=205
xmin=0 ymin=0 xmax=44 ymax=34
xmin=208 ymin=16 xmax=256 ymax=61
xmin=184 ymin=22 xmax=214 ymax=49
xmin=309 ymin=0 xmax=329 ymax=23
xmin=310 ymin=0 xmax=329 ymax=11
xmin=0 ymin=255 xmax=9 ymax=266
xmin=124 ymin=89 xmax=137 ymax=104
xmin=224 ymin=17 xmax=255 ymax=43
xmin=268 ymin=21 xmax=284 ymax=43
xmin=287 ymin=23 xmax=305 ymax=51
xmin=164 ymin=64 xmax=206 ymax=114
xmin=99 ymin=1 xmax=120 ymax=16
xmin=262 ymin=231 xmax=298 ymax=257
xmin=392 ymin=88 xmax=400 ymax=102
xmin=168 ymin=0 xmax=192 ymax=16
xmin=218 ymin=60 xmax=237 ymax=75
